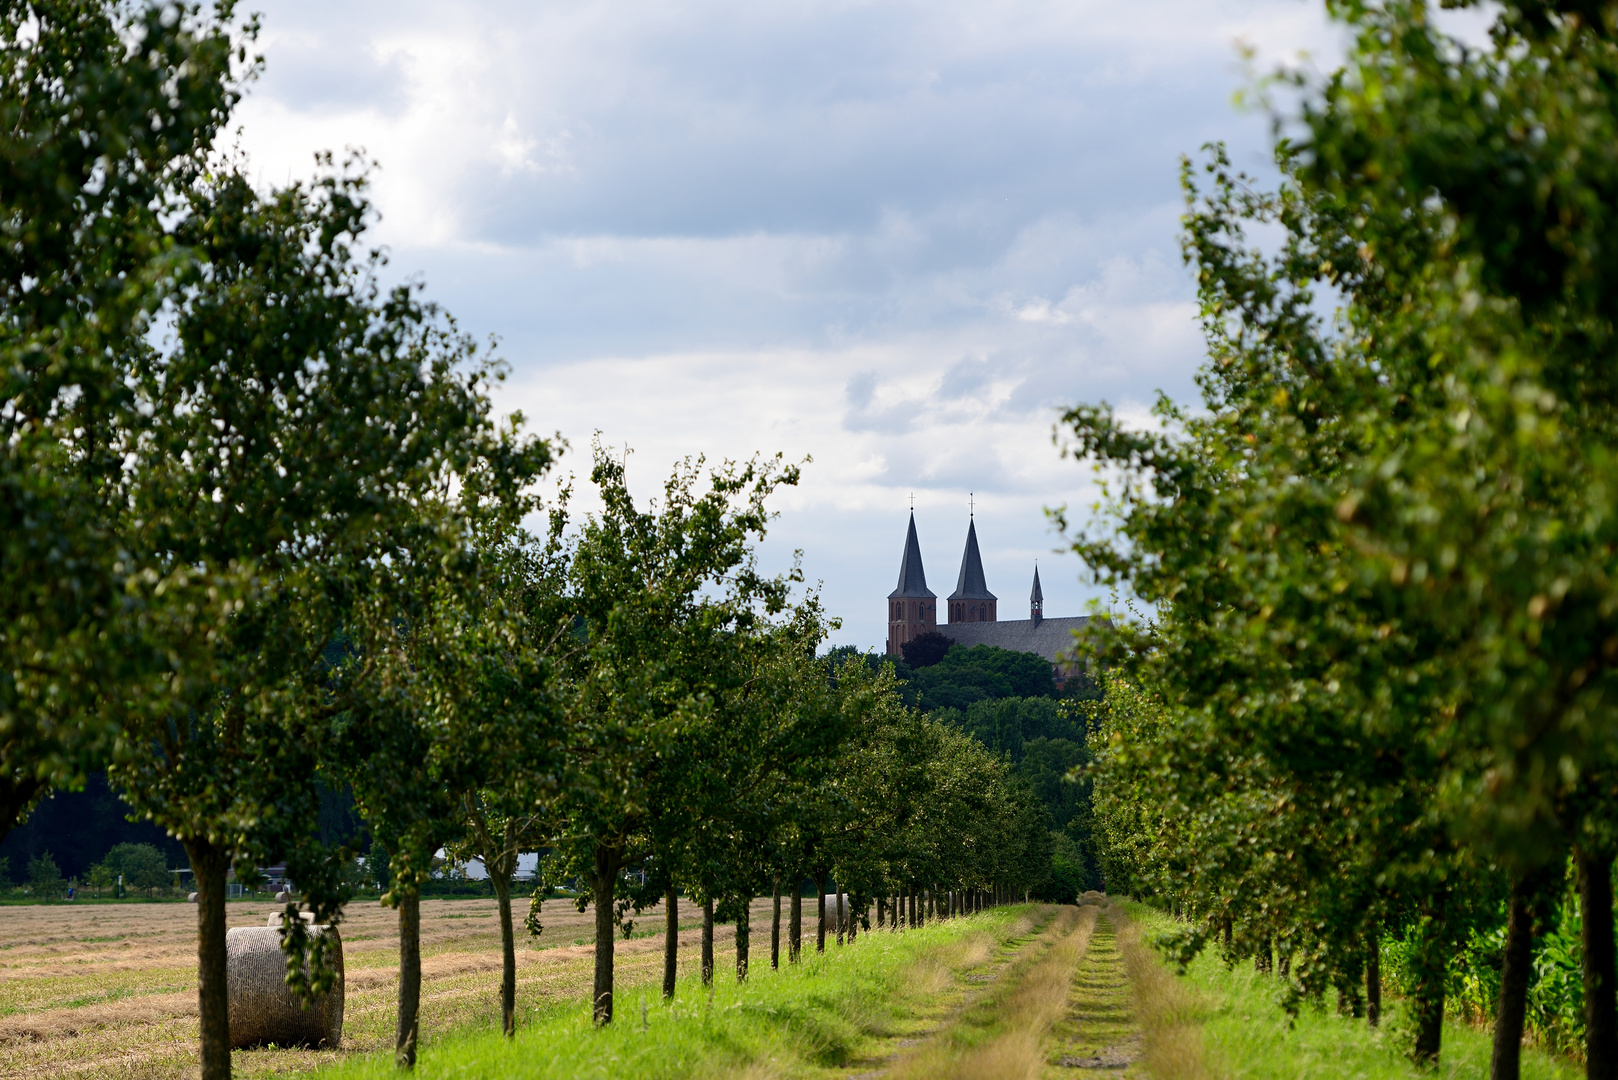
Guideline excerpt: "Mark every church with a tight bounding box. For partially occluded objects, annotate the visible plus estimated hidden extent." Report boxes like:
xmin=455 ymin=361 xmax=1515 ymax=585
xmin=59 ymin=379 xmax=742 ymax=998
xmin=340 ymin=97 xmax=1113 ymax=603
xmin=885 ymin=511 xmax=1091 ymax=674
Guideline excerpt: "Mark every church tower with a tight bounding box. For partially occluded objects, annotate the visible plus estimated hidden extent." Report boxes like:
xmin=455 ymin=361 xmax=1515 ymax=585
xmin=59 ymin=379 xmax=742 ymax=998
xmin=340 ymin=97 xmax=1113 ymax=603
xmin=1030 ymin=564 xmax=1044 ymax=626
xmin=887 ymin=512 xmax=937 ymax=655
xmin=948 ymin=516 xmax=998 ymax=623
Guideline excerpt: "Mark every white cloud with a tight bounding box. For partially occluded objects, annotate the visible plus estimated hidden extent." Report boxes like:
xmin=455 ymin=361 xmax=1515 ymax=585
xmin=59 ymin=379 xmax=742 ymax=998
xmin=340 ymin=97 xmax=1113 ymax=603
xmin=230 ymin=0 xmax=1356 ymax=647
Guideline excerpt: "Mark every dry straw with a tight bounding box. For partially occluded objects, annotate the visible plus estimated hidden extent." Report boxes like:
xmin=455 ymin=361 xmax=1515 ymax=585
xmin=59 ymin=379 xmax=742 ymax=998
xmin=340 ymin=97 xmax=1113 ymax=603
xmin=225 ymin=924 xmax=344 ymax=1049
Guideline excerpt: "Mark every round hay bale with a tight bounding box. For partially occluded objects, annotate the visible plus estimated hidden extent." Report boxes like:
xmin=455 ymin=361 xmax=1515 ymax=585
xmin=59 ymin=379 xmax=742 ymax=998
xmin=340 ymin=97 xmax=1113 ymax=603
xmin=273 ymin=890 xmax=291 ymax=903
xmin=268 ymin=910 xmax=317 ymax=927
xmin=188 ymin=892 xmax=198 ymax=903
xmin=226 ymin=925 xmax=343 ymax=1049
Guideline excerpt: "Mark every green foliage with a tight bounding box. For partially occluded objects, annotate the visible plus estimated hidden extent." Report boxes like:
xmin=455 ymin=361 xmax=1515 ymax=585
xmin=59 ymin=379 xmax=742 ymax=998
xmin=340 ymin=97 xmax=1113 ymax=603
xmin=0 ymin=0 xmax=252 ymax=841
xmin=95 ymin=843 xmax=169 ymax=892
xmin=899 ymin=630 xmax=953 ymax=668
xmin=27 ymin=850 xmax=63 ymax=895
xmin=1047 ymin=831 xmax=1094 ymax=904
xmin=1066 ymin=0 xmax=1618 ymax=1067
xmin=933 ymin=696 xmax=1083 ymax=763
xmin=906 ymin=644 xmax=1057 ymax=711
xmin=1127 ymin=902 xmax=1578 ymax=1080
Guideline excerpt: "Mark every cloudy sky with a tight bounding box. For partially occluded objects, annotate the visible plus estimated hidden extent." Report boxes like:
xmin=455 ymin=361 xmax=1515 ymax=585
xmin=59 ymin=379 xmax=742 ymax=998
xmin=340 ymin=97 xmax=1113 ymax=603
xmin=232 ymin=0 xmax=1352 ymax=649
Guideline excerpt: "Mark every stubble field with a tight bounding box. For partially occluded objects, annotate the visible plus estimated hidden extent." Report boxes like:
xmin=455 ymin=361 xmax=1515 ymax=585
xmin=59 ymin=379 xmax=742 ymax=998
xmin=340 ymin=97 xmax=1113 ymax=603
xmin=0 ymin=894 xmax=777 ymax=1079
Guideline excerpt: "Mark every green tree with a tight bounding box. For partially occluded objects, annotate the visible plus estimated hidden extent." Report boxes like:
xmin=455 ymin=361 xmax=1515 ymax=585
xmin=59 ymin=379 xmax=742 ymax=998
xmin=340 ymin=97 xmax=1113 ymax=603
xmin=544 ymin=443 xmax=800 ymax=1025
xmin=1065 ymin=0 xmax=1618 ymax=1069
xmin=0 ymin=0 xmax=246 ymax=841
xmin=27 ymin=850 xmax=63 ymax=896
xmin=97 ymin=842 xmax=169 ymax=892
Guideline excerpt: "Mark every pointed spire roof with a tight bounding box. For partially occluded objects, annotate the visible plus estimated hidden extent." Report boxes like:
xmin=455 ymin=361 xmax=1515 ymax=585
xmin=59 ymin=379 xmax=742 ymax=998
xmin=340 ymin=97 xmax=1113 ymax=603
xmin=1030 ymin=564 xmax=1044 ymax=604
xmin=889 ymin=512 xmax=935 ymax=599
xmin=949 ymin=518 xmax=996 ymax=601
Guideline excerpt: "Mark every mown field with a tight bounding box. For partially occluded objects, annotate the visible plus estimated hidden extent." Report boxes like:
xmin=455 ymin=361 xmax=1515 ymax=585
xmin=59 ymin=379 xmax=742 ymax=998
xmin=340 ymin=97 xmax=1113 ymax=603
xmin=0 ymin=894 xmax=766 ymax=1079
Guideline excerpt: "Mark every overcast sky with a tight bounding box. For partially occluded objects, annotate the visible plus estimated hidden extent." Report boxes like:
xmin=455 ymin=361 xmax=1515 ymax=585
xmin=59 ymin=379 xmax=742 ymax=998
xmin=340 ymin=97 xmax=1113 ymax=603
xmin=232 ymin=0 xmax=1355 ymax=650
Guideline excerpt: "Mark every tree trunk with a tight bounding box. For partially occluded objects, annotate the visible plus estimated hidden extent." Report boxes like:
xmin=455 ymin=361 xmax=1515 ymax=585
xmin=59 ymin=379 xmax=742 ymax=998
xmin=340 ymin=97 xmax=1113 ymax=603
xmin=1409 ymin=911 xmax=1449 ymax=1067
xmin=816 ymin=875 xmax=827 ymax=953
xmin=1493 ymin=874 xmax=1538 ymax=1080
xmin=849 ymin=896 xmax=858 ymax=942
xmin=492 ymin=871 xmax=516 ymax=1037
xmin=701 ymin=896 xmax=715 ymax=986
xmin=663 ymin=886 xmax=678 ymax=999
xmin=187 ymin=840 xmax=231 ymax=1080
xmin=878 ymin=895 xmax=886 ymax=930
xmin=836 ymin=887 xmax=846 ymax=946
xmin=771 ymin=881 xmax=781 ymax=970
xmin=736 ymin=898 xmax=749 ymax=982
xmin=1579 ymin=846 xmax=1618 ymax=1080
xmin=1367 ymin=936 xmax=1380 ymax=1028
xmin=397 ymin=887 xmax=422 ymax=1066
xmin=908 ymin=888 xmax=916 ymax=927
xmin=591 ymin=845 xmax=619 ymax=1026
xmin=789 ymin=885 xmax=802 ymax=962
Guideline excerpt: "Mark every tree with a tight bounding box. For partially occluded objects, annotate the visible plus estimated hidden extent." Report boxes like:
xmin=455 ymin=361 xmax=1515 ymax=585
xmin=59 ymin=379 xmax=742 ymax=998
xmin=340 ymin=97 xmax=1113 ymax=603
xmin=1066 ymin=1 xmax=1618 ymax=1070
xmin=442 ymin=532 xmax=565 ymax=1039
xmin=101 ymin=155 xmax=551 ymax=1079
xmin=900 ymin=631 xmax=953 ymax=668
xmin=0 ymin=0 xmax=247 ymax=841
xmin=97 ymin=842 xmax=170 ymax=892
xmin=27 ymin=850 xmax=63 ymax=896
xmin=545 ymin=443 xmax=801 ymax=1025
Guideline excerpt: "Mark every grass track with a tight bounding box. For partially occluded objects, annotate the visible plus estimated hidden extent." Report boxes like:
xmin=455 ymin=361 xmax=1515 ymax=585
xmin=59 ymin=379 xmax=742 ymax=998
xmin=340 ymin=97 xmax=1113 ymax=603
xmin=883 ymin=904 xmax=1090 ymax=1080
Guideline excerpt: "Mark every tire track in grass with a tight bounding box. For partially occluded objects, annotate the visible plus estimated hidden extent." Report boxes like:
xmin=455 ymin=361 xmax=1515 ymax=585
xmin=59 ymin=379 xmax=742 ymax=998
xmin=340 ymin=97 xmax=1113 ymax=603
xmin=843 ymin=906 xmax=1056 ymax=1079
xmin=1045 ymin=903 xmax=1140 ymax=1075
xmin=875 ymin=904 xmax=1094 ymax=1080
xmin=1043 ymin=900 xmax=1215 ymax=1080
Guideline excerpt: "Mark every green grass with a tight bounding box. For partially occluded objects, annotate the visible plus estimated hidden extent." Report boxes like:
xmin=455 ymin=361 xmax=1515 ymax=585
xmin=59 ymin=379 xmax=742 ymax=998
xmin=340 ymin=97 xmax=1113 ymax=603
xmin=316 ymin=908 xmax=1027 ymax=1080
xmin=1128 ymin=904 xmax=1579 ymax=1080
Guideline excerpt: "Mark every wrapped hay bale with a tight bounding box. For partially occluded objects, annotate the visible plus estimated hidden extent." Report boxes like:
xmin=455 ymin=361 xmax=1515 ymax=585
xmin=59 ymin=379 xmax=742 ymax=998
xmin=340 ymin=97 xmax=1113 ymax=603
xmin=226 ymin=924 xmax=343 ymax=1049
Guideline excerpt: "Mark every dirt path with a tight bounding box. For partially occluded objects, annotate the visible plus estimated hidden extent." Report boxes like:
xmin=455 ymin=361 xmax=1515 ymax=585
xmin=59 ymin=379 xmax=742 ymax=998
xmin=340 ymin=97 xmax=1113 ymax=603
xmin=870 ymin=904 xmax=1093 ymax=1080
xmin=869 ymin=898 xmax=1211 ymax=1080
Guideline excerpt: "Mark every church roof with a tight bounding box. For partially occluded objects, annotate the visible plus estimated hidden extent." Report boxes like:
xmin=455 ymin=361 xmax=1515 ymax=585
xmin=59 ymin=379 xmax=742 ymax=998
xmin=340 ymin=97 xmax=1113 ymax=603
xmin=938 ymin=615 xmax=1092 ymax=665
xmin=948 ymin=518 xmax=996 ymax=601
xmin=1030 ymin=565 xmax=1043 ymax=603
xmin=888 ymin=512 xmax=935 ymax=599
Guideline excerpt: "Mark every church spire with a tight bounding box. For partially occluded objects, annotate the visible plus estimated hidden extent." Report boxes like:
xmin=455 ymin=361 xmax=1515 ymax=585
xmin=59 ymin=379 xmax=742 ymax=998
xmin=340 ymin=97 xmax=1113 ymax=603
xmin=889 ymin=511 xmax=934 ymax=599
xmin=948 ymin=516 xmax=997 ymax=623
xmin=886 ymin=512 xmax=936 ymax=656
xmin=1030 ymin=563 xmax=1044 ymax=626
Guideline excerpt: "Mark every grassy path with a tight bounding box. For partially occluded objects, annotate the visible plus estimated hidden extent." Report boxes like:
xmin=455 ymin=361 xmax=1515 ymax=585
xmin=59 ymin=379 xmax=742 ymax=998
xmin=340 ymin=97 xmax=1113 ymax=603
xmin=879 ymin=904 xmax=1090 ymax=1079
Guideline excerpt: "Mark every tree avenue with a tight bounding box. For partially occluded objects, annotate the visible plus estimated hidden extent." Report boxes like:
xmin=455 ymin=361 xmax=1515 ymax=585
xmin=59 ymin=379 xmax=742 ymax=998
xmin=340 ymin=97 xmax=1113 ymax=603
xmin=1068 ymin=1 xmax=1618 ymax=1076
xmin=1 ymin=9 xmax=1063 ymax=1075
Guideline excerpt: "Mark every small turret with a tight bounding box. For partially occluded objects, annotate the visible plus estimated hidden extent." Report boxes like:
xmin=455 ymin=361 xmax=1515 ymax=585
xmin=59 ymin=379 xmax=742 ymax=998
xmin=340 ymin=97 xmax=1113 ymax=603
xmin=1030 ymin=564 xmax=1044 ymax=627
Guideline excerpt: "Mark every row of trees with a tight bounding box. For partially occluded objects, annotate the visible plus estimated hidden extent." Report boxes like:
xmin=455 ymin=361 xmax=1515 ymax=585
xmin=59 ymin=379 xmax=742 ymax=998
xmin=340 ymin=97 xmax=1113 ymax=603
xmin=1068 ymin=2 xmax=1618 ymax=1077
xmin=0 ymin=5 xmax=1055 ymax=1077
